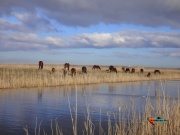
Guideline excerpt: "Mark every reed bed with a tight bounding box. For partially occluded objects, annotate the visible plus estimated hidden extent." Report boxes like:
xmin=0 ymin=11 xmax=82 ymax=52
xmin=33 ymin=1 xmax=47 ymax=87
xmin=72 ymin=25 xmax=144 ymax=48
xmin=108 ymin=93 xmax=180 ymax=135
xmin=24 ymin=83 xmax=180 ymax=135
xmin=0 ymin=64 xmax=180 ymax=89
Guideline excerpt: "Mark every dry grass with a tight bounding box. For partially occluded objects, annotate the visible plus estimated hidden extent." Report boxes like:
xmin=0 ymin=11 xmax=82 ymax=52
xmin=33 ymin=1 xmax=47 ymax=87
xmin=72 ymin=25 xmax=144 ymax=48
xmin=0 ymin=64 xmax=180 ymax=89
xmin=24 ymin=83 xmax=180 ymax=135
xmin=105 ymin=87 xmax=180 ymax=135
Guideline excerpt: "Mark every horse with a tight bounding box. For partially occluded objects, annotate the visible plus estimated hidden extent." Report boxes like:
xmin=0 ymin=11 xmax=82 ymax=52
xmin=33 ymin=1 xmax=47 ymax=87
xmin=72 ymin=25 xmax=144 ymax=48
xmin=64 ymin=63 xmax=70 ymax=71
xmin=140 ymin=68 xmax=144 ymax=73
xmin=82 ymin=66 xmax=87 ymax=74
xmin=71 ymin=68 xmax=76 ymax=76
xmin=39 ymin=61 xmax=43 ymax=70
xmin=52 ymin=68 xmax=55 ymax=73
xmin=125 ymin=68 xmax=130 ymax=73
xmin=92 ymin=65 xmax=101 ymax=70
xmin=122 ymin=67 xmax=126 ymax=72
xmin=131 ymin=68 xmax=135 ymax=73
xmin=109 ymin=66 xmax=117 ymax=74
xmin=154 ymin=70 xmax=161 ymax=74
xmin=147 ymin=72 xmax=151 ymax=77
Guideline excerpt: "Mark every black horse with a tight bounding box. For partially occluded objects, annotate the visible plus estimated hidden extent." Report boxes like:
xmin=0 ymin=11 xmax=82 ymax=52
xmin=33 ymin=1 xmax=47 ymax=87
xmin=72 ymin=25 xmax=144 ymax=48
xmin=154 ymin=70 xmax=161 ymax=74
xmin=140 ymin=68 xmax=144 ymax=73
xmin=125 ymin=68 xmax=130 ymax=73
xmin=82 ymin=66 xmax=87 ymax=73
xmin=109 ymin=65 xmax=117 ymax=74
xmin=147 ymin=72 xmax=151 ymax=77
xmin=39 ymin=61 xmax=43 ymax=70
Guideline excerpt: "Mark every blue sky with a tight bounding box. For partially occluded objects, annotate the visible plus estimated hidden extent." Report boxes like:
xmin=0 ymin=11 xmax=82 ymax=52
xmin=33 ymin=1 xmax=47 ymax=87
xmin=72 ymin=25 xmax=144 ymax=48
xmin=0 ymin=0 xmax=180 ymax=68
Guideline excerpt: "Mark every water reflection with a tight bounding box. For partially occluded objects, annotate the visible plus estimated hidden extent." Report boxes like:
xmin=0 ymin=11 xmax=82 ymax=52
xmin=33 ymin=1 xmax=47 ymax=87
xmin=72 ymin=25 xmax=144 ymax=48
xmin=109 ymin=84 xmax=115 ymax=91
xmin=38 ymin=88 xmax=42 ymax=101
xmin=0 ymin=80 xmax=179 ymax=135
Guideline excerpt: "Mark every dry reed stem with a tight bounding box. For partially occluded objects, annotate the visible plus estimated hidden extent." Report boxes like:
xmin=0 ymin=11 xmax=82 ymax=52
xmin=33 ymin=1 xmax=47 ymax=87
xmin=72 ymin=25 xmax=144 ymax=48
xmin=22 ymin=82 xmax=180 ymax=135
xmin=0 ymin=64 xmax=180 ymax=89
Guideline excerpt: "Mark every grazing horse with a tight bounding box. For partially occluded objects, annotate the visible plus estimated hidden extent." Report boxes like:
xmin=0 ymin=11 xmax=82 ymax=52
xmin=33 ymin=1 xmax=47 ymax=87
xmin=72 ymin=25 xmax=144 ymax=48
xmin=71 ymin=68 xmax=76 ymax=76
xmin=147 ymin=72 xmax=151 ymax=77
xmin=122 ymin=67 xmax=126 ymax=72
xmin=140 ymin=68 xmax=144 ymax=73
xmin=82 ymin=66 xmax=87 ymax=74
xmin=92 ymin=65 xmax=101 ymax=70
xmin=125 ymin=68 xmax=130 ymax=73
xmin=64 ymin=63 xmax=70 ymax=71
xmin=39 ymin=61 xmax=43 ymax=69
xmin=109 ymin=65 xmax=114 ymax=71
xmin=52 ymin=68 xmax=55 ymax=73
xmin=154 ymin=70 xmax=160 ymax=74
xmin=131 ymin=68 xmax=135 ymax=73
xmin=109 ymin=66 xmax=117 ymax=74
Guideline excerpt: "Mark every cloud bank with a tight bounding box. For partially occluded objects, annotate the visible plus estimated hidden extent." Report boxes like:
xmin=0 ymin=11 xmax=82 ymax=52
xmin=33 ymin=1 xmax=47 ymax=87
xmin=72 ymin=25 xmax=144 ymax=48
xmin=0 ymin=30 xmax=180 ymax=52
xmin=0 ymin=0 xmax=180 ymax=52
xmin=0 ymin=0 xmax=180 ymax=28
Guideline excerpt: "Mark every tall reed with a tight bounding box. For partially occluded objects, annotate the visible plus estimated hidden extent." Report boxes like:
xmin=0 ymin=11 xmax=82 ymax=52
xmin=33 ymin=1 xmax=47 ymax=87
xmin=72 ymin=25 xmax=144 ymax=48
xmin=24 ymin=82 xmax=180 ymax=135
xmin=0 ymin=64 xmax=180 ymax=89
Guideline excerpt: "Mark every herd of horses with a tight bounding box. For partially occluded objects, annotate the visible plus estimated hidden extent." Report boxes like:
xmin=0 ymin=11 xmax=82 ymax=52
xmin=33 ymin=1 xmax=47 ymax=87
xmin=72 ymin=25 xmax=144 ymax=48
xmin=38 ymin=61 xmax=161 ymax=77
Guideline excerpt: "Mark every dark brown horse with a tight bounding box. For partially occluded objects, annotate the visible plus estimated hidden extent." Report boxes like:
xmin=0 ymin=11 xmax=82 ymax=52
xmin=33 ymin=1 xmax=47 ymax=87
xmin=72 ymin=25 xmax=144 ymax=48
xmin=82 ymin=66 xmax=87 ymax=74
xmin=154 ymin=70 xmax=160 ymax=74
xmin=122 ymin=67 xmax=126 ymax=72
xmin=125 ymin=68 xmax=130 ymax=73
xmin=131 ymin=68 xmax=135 ymax=73
xmin=39 ymin=61 xmax=43 ymax=69
xmin=140 ymin=68 xmax=144 ymax=73
xmin=109 ymin=65 xmax=114 ymax=71
xmin=71 ymin=68 xmax=76 ymax=76
xmin=52 ymin=68 xmax=55 ymax=73
xmin=147 ymin=72 xmax=151 ymax=77
xmin=92 ymin=65 xmax=101 ymax=70
xmin=64 ymin=63 xmax=70 ymax=71
xmin=109 ymin=66 xmax=117 ymax=74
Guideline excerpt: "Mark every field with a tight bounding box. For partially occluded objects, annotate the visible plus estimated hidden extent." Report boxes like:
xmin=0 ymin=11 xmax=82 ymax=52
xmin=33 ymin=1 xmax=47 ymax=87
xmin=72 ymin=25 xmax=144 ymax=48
xmin=0 ymin=64 xmax=180 ymax=89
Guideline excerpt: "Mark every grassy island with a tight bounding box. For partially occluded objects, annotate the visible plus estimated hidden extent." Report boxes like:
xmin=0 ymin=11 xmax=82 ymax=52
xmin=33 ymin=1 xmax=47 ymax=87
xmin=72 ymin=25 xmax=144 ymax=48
xmin=0 ymin=64 xmax=180 ymax=89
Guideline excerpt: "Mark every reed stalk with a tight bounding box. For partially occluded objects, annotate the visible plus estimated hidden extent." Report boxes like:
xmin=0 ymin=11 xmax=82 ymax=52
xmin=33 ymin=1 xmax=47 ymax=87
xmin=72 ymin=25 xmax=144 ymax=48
xmin=0 ymin=64 xmax=180 ymax=89
xmin=24 ymin=85 xmax=180 ymax=135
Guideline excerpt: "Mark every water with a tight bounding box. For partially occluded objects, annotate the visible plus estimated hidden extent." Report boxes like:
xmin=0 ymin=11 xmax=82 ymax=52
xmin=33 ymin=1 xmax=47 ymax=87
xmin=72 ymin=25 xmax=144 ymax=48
xmin=0 ymin=80 xmax=179 ymax=135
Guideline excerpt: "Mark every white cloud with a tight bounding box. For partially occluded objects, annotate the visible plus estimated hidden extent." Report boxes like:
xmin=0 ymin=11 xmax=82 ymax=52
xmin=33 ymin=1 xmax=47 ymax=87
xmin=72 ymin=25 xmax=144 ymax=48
xmin=150 ymin=49 xmax=180 ymax=58
xmin=76 ymin=31 xmax=180 ymax=48
xmin=0 ymin=30 xmax=180 ymax=52
xmin=45 ymin=37 xmax=64 ymax=47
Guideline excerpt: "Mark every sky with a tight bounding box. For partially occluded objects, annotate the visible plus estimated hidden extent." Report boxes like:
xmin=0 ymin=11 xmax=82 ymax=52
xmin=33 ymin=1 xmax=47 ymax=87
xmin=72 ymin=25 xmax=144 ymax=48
xmin=0 ymin=0 xmax=180 ymax=68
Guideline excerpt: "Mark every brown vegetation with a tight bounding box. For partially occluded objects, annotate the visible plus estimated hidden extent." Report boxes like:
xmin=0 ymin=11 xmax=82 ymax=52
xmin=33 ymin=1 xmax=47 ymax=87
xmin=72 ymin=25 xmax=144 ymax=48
xmin=24 ymin=83 xmax=180 ymax=135
xmin=0 ymin=64 xmax=180 ymax=89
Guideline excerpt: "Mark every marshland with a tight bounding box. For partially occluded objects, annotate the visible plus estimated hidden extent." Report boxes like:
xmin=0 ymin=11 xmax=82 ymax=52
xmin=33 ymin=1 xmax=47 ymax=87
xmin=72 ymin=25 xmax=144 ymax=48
xmin=0 ymin=64 xmax=180 ymax=89
xmin=0 ymin=64 xmax=179 ymax=135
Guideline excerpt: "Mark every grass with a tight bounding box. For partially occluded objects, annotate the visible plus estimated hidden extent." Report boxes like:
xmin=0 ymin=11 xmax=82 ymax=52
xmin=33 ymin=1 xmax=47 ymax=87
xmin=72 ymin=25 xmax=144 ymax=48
xmin=0 ymin=64 xmax=180 ymax=89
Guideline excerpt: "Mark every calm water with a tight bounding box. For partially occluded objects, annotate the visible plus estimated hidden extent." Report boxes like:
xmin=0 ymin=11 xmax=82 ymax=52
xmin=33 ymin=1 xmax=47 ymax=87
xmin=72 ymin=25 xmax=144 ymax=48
xmin=0 ymin=80 xmax=179 ymax=135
